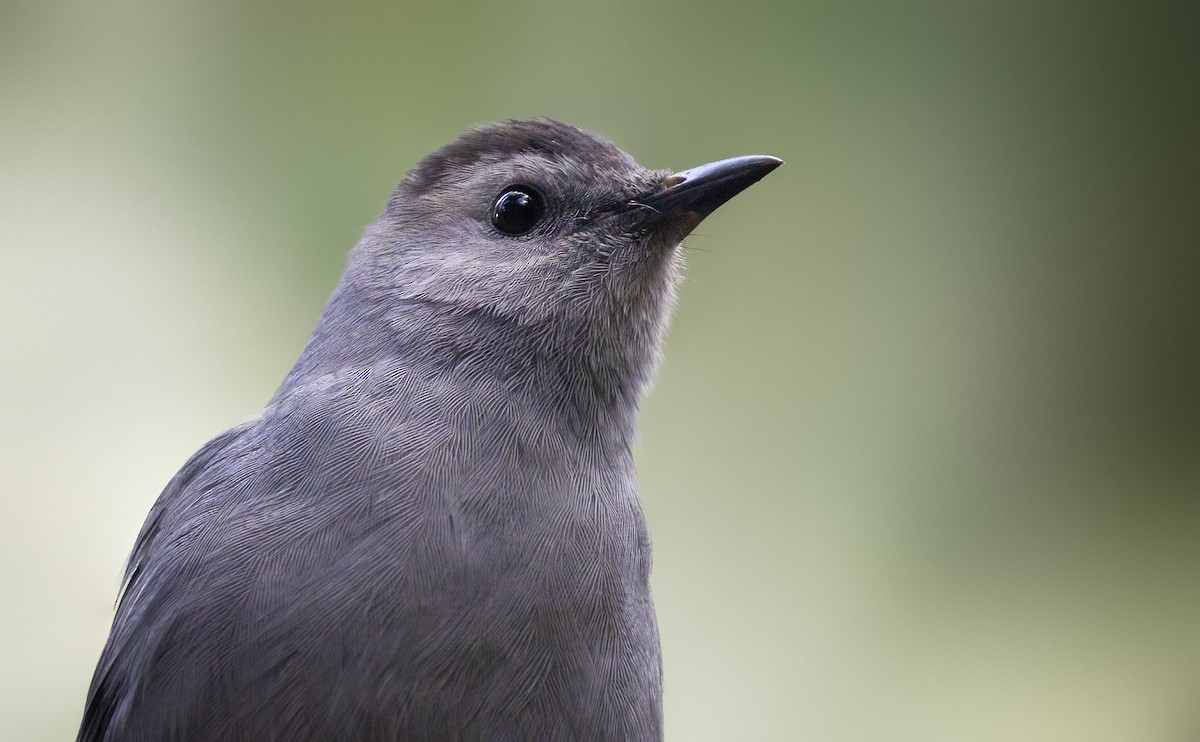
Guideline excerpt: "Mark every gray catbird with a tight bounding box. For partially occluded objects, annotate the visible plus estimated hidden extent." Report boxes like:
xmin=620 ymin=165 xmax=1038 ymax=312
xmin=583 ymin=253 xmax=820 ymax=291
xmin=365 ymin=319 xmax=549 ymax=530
xmin=79 ymin=118 xmax=780 ymax=741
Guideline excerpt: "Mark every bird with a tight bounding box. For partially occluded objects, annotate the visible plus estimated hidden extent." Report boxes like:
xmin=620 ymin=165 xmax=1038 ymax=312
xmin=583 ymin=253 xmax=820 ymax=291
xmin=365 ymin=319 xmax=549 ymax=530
xmin=78 ymin=118 xmax=781 ymax=741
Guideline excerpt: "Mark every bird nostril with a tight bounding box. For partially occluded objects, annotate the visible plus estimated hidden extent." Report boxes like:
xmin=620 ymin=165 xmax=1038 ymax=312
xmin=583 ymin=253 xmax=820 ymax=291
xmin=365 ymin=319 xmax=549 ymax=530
xmin=661 ymin=174 xmax=686 ymax=188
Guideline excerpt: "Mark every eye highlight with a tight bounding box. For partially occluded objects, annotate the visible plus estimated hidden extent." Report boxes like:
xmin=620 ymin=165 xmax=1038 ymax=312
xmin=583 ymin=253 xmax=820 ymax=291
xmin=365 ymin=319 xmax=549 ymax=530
xmin=490 ymin=186 xmax=545 ymax=236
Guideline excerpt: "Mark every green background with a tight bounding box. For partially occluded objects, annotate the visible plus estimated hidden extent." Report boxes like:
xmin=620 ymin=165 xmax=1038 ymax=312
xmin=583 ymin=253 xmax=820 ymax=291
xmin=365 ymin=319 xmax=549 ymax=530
xmin=2 ymin=1 xmax=1196 ymax=740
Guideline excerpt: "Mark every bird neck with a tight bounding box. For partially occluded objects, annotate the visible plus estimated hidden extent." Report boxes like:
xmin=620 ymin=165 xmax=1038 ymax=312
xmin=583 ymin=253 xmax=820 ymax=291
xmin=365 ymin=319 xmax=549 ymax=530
xmin=278 ymin=273 xmax=655 ymax=450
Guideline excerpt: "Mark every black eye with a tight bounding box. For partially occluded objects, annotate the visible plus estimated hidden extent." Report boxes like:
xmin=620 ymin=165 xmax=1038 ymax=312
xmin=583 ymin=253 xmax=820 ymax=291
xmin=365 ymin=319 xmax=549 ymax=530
xmin=490 ymin=186 xmax=545 ymax=236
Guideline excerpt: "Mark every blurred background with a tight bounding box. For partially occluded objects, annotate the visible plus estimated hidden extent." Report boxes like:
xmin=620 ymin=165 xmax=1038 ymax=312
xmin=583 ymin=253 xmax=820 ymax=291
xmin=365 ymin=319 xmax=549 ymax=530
xmin=2 ymin=1 xmax=1197 ymax=740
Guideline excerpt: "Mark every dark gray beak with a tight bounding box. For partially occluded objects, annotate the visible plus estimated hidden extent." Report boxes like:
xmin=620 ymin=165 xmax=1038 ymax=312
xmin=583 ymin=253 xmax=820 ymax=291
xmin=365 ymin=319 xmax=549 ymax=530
xmin=643 ymin=155 xmax=783 ymax=222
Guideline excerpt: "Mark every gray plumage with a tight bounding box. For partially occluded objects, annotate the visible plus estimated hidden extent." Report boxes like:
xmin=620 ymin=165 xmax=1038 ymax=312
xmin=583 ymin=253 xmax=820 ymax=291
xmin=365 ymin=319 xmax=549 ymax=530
xmin=79 ymin=118 xmax=779 ymax=741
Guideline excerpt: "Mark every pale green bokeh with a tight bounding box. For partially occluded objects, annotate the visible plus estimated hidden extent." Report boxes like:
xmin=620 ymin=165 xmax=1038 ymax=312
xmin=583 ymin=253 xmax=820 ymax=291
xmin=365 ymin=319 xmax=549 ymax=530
xmin=1 ymin=2 xmax=1196 ymax=740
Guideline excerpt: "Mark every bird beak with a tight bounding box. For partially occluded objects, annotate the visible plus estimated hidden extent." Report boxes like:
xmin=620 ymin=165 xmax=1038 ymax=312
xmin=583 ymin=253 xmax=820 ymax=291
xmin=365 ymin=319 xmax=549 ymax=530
xmin=641 ymin=155 xmax=783 ymax=229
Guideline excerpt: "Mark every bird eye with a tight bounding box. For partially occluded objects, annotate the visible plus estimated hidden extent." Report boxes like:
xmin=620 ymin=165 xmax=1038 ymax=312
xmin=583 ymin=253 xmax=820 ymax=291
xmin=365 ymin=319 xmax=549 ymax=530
xmin=490 ymin=186 xmax=545 ymax=236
